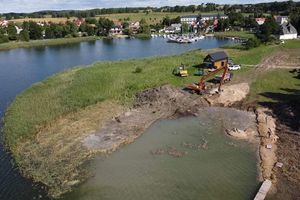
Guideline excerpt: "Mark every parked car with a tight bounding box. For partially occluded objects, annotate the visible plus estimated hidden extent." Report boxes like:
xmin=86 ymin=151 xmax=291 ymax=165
xmin=229 ymin=64 xmax=241 ymax=71
xmin=214 ymin=73 xmax=233 ymax=82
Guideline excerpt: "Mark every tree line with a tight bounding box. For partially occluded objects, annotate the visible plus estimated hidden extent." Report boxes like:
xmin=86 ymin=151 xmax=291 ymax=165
xmin=0 ymin=18 xmax=116 ymax=44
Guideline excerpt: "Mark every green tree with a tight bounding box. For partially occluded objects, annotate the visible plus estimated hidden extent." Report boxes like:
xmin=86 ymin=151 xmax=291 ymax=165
xmin=86 ymin=25 xmax=95 ymax=36
xmin=256 ymin=17 xmax=280 ymax=43
xmin=139 ymin=18 xmax=150 ymax=34
xmin=28 ymin=21 xmax=43 ymax=40
xmin=45 ymin=25 xmax=55 ymax=39
xmin=7 ymin=23 xmax=17 ymax=40
xmin=79 ymin=23 xmax=88 ymax=32
xmin=0 ymin=34 xmax=9 ymax=44
xmin=244 ymin=37 xmax=261 ymax=49
xmin=122 ymin=21 xmax=129 ymax=29
xmin=85 ymin=17 xmax=97 ymax=24
xmin=162 ymin=16 xmax=171 ymax=26
xmin=97 ymin=18 xmax=114 ymax=36
xmin=19 ymin=29 xmax=30 ymax=41
xmin=181 ymin=22 xmax=189 ymax=33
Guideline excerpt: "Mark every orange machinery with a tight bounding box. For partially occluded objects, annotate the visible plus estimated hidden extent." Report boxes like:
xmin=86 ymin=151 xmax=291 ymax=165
xmin=186 ymin=65 xmax=230 ymax=94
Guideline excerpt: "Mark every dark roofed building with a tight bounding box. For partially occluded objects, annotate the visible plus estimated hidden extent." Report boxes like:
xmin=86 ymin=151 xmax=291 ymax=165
xmin=203 ymin=51 xmax=228 ymax=69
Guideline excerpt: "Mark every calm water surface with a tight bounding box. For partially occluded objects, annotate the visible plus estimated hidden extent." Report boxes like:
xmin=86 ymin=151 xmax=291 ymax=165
xmin=64 ymin=111 xmax=258 ymax=200
xmin=0 ymin=37 xmax=237 ymax=200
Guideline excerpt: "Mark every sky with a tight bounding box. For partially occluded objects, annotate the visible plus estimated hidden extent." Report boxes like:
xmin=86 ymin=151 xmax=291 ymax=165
xmin=0 ymin=0 xmax=296 ymax=13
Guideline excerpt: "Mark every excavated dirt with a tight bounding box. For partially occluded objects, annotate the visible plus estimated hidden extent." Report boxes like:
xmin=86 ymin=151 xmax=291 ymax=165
xmin=206 ymin=82 xmax=250 ymax=106
xmin=82 ymin=85 xmax=210 ymax=151
xmin=82 ymin=83 xmax=252 ymax=153
xmin=255 ymin=108 xmax=278 ymax=183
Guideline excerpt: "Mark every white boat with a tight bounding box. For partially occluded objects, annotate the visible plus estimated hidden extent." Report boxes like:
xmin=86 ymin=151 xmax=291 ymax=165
xmin=167 ymin=34 xmax=204 ymax=44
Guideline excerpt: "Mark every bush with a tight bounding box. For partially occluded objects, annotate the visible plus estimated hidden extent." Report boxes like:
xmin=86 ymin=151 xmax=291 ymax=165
xmin=19 ymin=30 xmax=30 ymax=42
xmin=244 ymin=37 xmax=261 ymax=49
xmin=65 ymin=34 xmax=73 ymax=38
xmin=133 ymin=67 xmax=143 ymax=73
xmin=0 ymin=34 xmax=9 ymax=44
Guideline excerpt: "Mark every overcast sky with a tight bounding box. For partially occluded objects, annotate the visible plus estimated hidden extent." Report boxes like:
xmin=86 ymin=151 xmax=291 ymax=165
xmin=0 ymin=0 xmax=296 ymax=13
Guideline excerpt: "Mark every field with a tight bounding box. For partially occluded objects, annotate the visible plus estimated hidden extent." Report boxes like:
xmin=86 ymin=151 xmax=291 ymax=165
xmin=0 ymin=36 xmax=99 ymax=51
xmin=10 ymin=17 xmax=77 ymax=24
xmin=248 ymin=69 xmax=300 ymax=103
xmin=97 ymin=11 xmax=223 ymax=24
xmin=9 ymin=12 xmax=223 ymax=25
xmin=214 ymin=31 xmax=256 ymax=39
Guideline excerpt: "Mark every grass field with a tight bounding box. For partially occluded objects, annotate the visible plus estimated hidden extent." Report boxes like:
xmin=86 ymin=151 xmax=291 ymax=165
xmin=9 ymin=12 xmax=223 ymax=25
xmin=0 ymin=36 xmax=99 ymax=51
xmin=248 ymin=69 xmax=300 ymax=103
xmin=214 ymin=31 xmax=256 ymax=39
xmin=10 ymin=17 xmax=77 ymax=24
xmin=97 ymin=12 xmax=223 ymax=24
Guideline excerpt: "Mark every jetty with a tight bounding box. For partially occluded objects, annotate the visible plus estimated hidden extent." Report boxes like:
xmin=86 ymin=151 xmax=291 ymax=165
xmin=254 ymin=180 xmax=272 ymax=200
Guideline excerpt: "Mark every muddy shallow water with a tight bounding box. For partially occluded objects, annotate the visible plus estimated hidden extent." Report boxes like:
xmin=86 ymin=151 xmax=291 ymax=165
xmin=63 ymin=108 xmax=259 ymax=200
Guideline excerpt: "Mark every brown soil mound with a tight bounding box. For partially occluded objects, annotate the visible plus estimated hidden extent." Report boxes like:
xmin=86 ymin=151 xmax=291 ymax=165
xmin=206 ymin=83 xmax=250 ymax=106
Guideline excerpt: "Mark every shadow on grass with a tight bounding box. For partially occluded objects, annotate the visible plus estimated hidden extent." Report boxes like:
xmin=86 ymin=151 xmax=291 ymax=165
xmin=258 ymin=86 xmax=300 ymax=132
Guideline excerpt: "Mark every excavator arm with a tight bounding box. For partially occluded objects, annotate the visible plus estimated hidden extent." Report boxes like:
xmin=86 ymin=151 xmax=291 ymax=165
xmin=187 ymin=65 xmax=229 ymax=93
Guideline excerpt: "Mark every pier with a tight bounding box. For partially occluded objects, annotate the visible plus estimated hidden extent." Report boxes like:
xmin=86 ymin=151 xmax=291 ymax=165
xmin=254 ymin=180 xmax=272 ymax=200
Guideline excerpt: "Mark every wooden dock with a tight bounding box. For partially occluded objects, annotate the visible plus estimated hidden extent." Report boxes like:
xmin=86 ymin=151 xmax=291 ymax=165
xmin=254 ymin=180 xmax=272 ymax=200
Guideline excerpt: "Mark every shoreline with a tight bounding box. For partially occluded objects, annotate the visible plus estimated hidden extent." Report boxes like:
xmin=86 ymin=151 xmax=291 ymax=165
xmin=0 ymin=36 xmax=100 ymax=51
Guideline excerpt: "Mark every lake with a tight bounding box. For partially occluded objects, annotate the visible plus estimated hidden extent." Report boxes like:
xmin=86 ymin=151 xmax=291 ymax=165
xmin=0 ymin=37 xmax=237 ymax=200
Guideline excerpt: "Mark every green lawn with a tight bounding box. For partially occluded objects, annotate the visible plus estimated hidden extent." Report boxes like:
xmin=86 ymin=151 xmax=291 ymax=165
xmin=248 ymin=69 xmax=300 ymax=103
xmin=0 ymin=36 xmax=99 ymax=51
xmin=214 ymin=31 xmax=256 ymax=40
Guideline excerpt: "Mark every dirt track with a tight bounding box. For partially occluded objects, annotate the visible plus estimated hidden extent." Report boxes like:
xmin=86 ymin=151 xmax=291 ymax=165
xmin=256 ymin=50 xmax=300 ymax=71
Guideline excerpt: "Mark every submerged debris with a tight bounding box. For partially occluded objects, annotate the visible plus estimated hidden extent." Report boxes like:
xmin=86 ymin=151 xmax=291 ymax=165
xmin=226 ymin=142 xmax=238 ymax=147
xmin=181 ymin=138 xmax=208 ymax=150
xmin=150 ymin=146 xmax=187 ymax=158
xmin=150 ymin=148 xmax=165 ymax=155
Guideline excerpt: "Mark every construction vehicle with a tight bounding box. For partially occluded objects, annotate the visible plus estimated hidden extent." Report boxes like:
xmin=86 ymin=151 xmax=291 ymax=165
xmin=194 ymin=68 xmax=205 ymax=76
xmin=173 ymin=64 xmax=188 ymax=77
xmin=186 ymin=64 xmax=231 ymax=94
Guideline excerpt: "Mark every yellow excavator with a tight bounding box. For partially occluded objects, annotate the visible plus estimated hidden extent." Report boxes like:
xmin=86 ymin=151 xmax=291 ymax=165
xmin=173 ymin=63 xmax=188 ymax=77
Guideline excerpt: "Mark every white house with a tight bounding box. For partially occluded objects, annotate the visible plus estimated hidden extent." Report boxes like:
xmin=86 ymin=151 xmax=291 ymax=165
xmin=180 ymin=14 xmax=228 ymax=25
xmin=279 ymin=22 xmax=298 ymax=40
xmin=110 ymin=25 xmax=123 ymax=35
xmin=274 ymin=16 xmax=289 ymax=25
